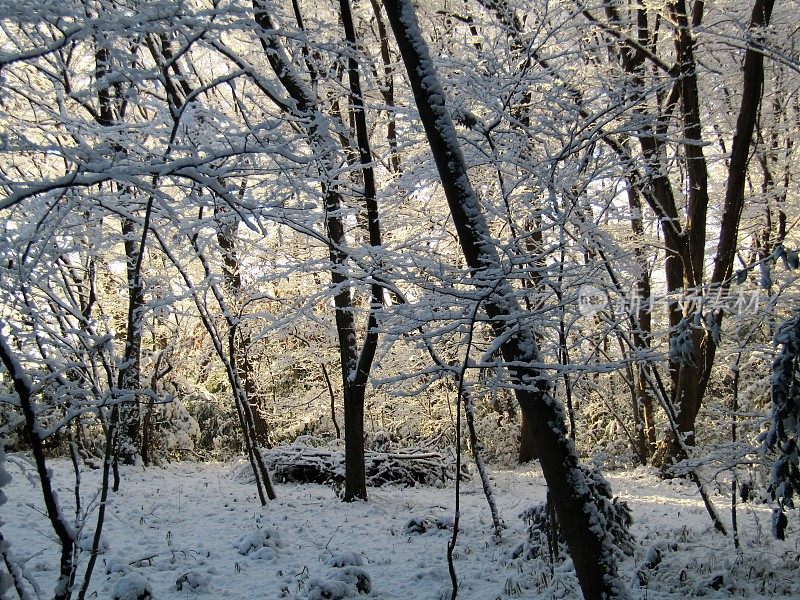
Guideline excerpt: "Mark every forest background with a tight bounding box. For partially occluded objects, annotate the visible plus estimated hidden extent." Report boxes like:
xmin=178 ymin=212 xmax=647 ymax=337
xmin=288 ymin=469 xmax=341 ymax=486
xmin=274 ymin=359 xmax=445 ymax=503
xmin=0 ymin=0 xmax=798 ymax=598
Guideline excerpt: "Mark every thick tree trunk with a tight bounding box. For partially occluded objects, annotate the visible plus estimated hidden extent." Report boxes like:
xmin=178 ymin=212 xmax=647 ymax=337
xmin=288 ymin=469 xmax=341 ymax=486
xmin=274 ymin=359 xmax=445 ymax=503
xmin=381 ymin=1 xmax=625 ymax=596
xmin=518 ymin=411 xmax=538 ymax=463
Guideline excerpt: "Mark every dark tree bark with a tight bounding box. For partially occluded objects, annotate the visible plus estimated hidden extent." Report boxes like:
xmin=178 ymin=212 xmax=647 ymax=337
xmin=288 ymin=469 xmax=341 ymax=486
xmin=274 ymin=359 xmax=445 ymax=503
xmin=339 ymin=0 xmax=384 ymax=503
xmin=95 ymin=41 xmax=142 ymax=465
xmin=627 ymin=185 xmax=657 ymax=461
xmin=369 ymin=0 xmax=401 ymax=173
xmin=517 ymin=411 xmax=537 ymax=463
xmin=381 ymin=1 xmax=625 ymax=596
xmin=252 ymin=0 xmax=385 ymax=502
xmin=657 ymin=0 xmax=776 ymax=468
xmin=116 ymin=216 xmax=144 ymax=464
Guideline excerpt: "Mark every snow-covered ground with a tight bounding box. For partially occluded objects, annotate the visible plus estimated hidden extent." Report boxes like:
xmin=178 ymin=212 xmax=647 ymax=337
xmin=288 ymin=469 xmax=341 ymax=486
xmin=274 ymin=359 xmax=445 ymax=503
xmin=3 ymin=457 xmax=798 ymax=599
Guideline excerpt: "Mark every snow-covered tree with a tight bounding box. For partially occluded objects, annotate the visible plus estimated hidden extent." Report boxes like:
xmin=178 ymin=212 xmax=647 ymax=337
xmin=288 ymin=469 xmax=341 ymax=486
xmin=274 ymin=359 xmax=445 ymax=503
xmin=765 ymin=312 xmax=800 ymax=539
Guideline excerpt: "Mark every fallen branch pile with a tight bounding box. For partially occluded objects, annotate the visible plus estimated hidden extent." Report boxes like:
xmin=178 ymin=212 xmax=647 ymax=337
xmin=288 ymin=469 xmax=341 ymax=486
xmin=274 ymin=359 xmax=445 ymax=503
xmin=236 ymin=444 xmax=466 ymax=488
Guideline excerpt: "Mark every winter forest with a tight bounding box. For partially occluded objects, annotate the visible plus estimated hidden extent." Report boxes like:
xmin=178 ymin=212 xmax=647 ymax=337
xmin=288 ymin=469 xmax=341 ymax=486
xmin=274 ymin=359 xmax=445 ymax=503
xmin=0 ymin=0 xmax=799 ymax=598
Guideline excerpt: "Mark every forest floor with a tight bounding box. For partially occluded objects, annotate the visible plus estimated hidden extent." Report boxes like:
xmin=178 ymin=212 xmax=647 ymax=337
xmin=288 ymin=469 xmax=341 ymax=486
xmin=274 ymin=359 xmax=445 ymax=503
xmin=3 ymin=456 xmax=799 ymax=599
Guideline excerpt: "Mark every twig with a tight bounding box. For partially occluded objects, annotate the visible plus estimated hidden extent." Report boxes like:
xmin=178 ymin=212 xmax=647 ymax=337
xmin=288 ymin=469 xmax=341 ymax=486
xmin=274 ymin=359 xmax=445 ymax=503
xmin=730 ymin=356 xmax=742 ymax=550
xmin=462 ymin=390 xmax=504 ymax=539
xmin=76 ymin=406 xmax=116 ymax=600
xmin=448 ymin=295 xmax=483 ymax=600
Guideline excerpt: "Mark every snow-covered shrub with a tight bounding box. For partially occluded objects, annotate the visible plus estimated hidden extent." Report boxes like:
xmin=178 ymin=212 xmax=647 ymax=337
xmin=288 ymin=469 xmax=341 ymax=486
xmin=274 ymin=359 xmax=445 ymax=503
xmin=0 ymin=401 xmax=23 ymax=451
xmin=470 ymin=390 xmax=521 ymax=468
xmin=369 ymin=431 xmax=392 ymax=453
xmin=632 ymin=527 xmax=800 ymax=597
xmin=516 ymin=502 xmax=559 ymax=562
xmin=301 ymin=543 xmax=373 ymax=598
xmin=144 ymin=396 xmax=200 ymax=462
xmin=306 ymin=577 xmax=351 ymax=600
xmin=306 ymin=564 xmax=371 ymax=599
xmin=183 ymin=380 xmax=242 ymax=458
xmin=112 ymin=572 xmax=153 ymax=600
xmin=764 ymin=312 xmax=800 ymax=539
xmin=635 ymin=541 xmax=678 ymax=586
xmin=106 ymin=559 xmax=132 ymax=576
xmin=72 ymin=412 xmax=108 ymax=465
xmin=331 ymin=567 xmax=371 ymax=594
xmin=404 ymin=515 xmax=453 ymax=535
xmin=251 ymin=546 xmax=278 ymax=560
xmin=473 ymin=412 xmax=520 ymax=468
xmin=175 ymin=569 xmax=212 ymax=591
xmin=77 ymin=529 xmax=109 ymax=553
xmin=234 ymin=527 xmax=282 ymax=556
xmin=569 ymin=371 xmax=644 ymax=466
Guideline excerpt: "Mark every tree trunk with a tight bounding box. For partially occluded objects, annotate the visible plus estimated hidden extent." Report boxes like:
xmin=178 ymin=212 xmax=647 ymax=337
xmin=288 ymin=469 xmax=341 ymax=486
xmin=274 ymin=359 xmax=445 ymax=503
xmin=116 ymin=216 xmax=144 ymax=464
xmin=252 ymin=0 xmax=384 ymax=502
xmin=369 ymin=0 xmax=401 ymax=173
xmin=658 ymin=0 xmax=776 ymax=470
xmin=381 ymin=1 xmax=624 ymax=596
xmin=95 ymin=39 xmax=142 ymax=465
xmin=627 ymin=185 xmax=657 ymax=460
xmin=340 ymin=0 xmax=384 ymax=502
xmin=518 ymin=411 xmax=538 ymax=463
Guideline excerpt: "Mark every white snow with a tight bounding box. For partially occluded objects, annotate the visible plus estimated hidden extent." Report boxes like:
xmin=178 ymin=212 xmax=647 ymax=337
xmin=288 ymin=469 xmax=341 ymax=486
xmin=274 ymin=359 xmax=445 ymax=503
xmin=2 ymin=458 xmax=798 ymax=599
